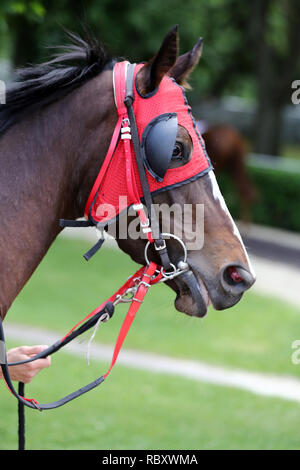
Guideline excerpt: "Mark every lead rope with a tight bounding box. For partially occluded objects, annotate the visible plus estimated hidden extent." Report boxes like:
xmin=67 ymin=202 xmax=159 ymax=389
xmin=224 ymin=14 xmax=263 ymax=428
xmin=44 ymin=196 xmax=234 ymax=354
xmin=0 ymin=262 xmax=160 ymax=450
xmin=18 ymin=382 xmax=25 ymax=450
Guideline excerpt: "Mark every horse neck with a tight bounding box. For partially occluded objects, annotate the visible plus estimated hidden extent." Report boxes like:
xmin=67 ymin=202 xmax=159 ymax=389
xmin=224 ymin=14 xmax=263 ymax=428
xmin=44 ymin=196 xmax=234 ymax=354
xmin=0 ymin=70 xmax=115 ymax=318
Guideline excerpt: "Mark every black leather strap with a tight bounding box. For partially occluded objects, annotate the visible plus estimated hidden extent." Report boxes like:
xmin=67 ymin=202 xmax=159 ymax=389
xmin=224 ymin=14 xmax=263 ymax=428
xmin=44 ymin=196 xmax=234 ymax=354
xmin=0 ymin=302 xmax=114 ymax=410
xmin=83 ymin=237 xmax=105 ymax=261
xmin=59 ymin=219 xmax=93 ymax=228
xmin=125 ymin=62 xmax=135 ymax=101
xmin=124 ymin=64 xmax=172 ymax=271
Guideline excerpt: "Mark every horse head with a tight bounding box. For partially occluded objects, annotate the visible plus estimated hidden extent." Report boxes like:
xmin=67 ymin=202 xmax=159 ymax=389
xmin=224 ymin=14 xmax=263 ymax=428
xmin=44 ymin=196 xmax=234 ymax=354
xmin=0 ymin=26 xmax=255 ymax=320
xmin=107 ymin=26 xmax=256 ymax=317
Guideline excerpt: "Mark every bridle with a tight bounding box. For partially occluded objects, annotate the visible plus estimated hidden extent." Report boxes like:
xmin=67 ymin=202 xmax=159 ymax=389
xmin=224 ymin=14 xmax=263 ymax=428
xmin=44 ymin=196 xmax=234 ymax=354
xmin=0 ymin=61 xmax=199 ymax=449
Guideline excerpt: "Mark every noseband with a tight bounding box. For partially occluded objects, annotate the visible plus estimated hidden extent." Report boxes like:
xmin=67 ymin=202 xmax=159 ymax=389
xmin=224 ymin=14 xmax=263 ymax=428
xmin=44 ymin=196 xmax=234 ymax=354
xmin=0 ymin=61 xmax=209 ymax=449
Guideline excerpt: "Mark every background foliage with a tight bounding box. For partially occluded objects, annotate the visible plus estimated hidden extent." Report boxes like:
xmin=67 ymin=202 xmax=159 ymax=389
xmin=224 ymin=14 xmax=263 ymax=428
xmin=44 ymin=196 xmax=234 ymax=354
xmin=1 ymin=0 xmax=300 ymax=229
xmin=1 ymin=1 xmax=299 ymax=101
xmin=219 ymin=164 xmax=300 ymax=232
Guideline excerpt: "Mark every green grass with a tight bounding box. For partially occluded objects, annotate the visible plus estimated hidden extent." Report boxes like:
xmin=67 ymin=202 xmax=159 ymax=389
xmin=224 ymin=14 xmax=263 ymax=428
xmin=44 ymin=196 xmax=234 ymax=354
xmin=1 ymin=344 xmax=300 ymax=450
xmin=2 ymin=235 xmax=300 ymax=450
xmin=282 ymin=143 xmax=300 ymax=160
xmin=7 ymin=236 xmax=300 ymax=377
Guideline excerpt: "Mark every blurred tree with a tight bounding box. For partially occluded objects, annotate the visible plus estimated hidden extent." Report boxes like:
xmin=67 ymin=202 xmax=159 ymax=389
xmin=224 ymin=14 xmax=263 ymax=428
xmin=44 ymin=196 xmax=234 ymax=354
xmin=250 ymin=0 xmax=300 ymax=156
xmin=0 ymin=0 xmax=254 ymax=98
xmin=0 ymin=0 xmax=46 ymax=65
xmin=2 ymin=0 xmax=299 ymax=157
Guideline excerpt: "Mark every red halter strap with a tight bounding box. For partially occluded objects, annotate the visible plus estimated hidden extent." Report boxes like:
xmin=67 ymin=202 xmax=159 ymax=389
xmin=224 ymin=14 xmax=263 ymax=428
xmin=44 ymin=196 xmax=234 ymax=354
xmin=84 ymin=61 xmax=154 ymax=244
xmin=84 ymin=61 xmax=128 ymax=219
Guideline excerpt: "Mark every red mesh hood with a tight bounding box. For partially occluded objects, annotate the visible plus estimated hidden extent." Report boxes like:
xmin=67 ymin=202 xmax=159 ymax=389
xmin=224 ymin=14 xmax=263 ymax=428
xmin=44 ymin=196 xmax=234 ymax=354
xmin=87 ymin=62 xmax=211 ymax=224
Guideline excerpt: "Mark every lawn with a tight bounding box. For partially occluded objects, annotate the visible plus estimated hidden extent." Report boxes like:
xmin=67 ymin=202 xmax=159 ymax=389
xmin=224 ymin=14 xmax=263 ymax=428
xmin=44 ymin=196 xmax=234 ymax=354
xmin=282 ymin=143 xmax=300 ymax=160
xmin=1 ymin=343 xmax=300 ymax=450
xmin=1 ymin=234 xmax=300 ymax=450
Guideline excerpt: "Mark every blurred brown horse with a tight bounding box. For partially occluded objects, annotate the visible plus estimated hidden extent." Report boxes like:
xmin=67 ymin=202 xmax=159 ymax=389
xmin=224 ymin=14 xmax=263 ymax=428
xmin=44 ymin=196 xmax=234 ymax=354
xmin=197 ymin=121 xmax=257 ymax=221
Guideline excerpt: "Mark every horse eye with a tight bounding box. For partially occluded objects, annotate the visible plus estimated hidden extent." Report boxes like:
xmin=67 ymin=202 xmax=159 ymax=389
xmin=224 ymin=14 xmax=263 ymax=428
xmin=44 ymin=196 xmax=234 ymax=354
xmin=172 ymin=142 xmax=184 ymax=159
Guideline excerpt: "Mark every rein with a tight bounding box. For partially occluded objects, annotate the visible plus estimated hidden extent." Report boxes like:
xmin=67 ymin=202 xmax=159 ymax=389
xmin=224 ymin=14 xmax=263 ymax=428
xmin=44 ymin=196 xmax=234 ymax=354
xmin=0 ymin=61 xmax=190 ymax=450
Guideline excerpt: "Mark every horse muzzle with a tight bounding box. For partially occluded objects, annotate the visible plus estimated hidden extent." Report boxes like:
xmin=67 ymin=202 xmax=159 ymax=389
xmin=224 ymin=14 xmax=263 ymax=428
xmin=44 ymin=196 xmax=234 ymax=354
xmin=173 ymin=268 xmax=209 ymax=318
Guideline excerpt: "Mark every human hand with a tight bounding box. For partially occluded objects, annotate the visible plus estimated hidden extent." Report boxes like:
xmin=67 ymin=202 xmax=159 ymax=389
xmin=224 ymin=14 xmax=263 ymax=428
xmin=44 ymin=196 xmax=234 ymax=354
xmin=0 ymin=345 xmax=51 ymax=384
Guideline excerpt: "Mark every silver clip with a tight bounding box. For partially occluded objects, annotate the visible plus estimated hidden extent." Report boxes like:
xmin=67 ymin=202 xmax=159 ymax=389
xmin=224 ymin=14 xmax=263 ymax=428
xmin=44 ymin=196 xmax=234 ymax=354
xmin=113 ymin=287 xmax=137 ymax=306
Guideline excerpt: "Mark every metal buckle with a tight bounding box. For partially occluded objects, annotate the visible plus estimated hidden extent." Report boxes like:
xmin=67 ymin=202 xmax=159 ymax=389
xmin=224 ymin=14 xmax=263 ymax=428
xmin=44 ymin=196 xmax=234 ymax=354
xmin=144 ymin=233 xmax=187 ymax=266
xmin=154 ymin=240 xmax=166 ymax=251
xmin=144 ymin=233 xmax=189 ymax=281
xmin=122 ymin=117 xmax=130 ymax=126
xmin=138 ymin=280 xmax=151 ymax=288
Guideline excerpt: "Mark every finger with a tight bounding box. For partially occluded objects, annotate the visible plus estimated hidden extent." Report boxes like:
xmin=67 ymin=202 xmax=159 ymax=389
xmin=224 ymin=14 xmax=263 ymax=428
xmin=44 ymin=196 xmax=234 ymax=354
xmin=29 ymin=357 xmax=51 ymax=372
xmin=13 ymin=358 xmax=51 ymax=383
xmin=15 ymin=345 xmax=31 ymax=355
xmin=26 ymin=345 xmax=50 ymax=356
xmin=8 ymin=365 xmax=34 ymax=384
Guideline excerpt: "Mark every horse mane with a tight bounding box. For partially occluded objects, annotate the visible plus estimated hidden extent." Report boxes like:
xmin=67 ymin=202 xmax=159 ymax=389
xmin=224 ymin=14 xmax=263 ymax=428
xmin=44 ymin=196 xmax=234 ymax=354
xmin=0 ymin=30 xmax=114 ymax=135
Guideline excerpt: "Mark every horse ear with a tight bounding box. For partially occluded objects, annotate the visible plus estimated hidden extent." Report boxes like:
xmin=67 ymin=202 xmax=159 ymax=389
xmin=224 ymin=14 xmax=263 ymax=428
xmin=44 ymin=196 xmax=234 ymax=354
xmin=168 ymin=38 xmax=203 ymax=89
xmin=136 ymin=25 xmax=179 ymax=96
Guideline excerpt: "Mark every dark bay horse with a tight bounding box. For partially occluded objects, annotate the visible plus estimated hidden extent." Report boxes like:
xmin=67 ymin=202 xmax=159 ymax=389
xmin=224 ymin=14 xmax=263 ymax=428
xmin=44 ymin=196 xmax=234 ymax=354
xmin=0 ymin=26 xmax=255 ymax=321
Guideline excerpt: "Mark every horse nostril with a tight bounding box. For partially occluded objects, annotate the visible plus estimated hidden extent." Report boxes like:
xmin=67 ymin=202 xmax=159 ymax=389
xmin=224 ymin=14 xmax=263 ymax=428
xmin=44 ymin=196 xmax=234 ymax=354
xmin=221 ymin=264 xmax=255 ymax=294
xmin=227 ymin=266 xmax=244 ymax=283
